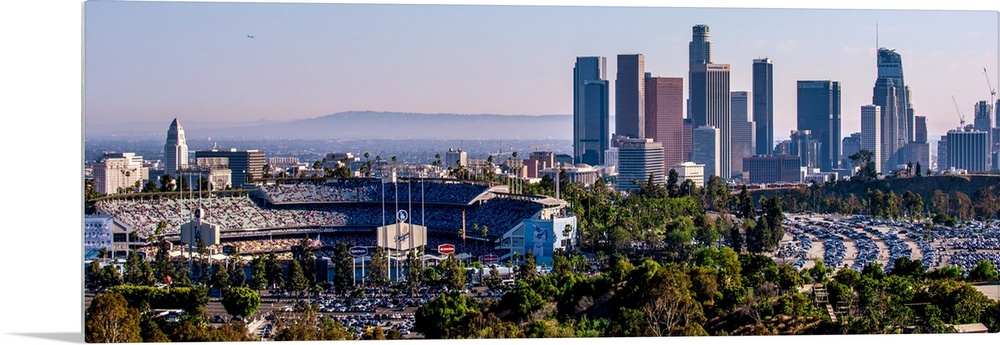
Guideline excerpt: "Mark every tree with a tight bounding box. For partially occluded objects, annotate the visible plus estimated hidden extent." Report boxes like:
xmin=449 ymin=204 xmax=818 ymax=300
xmin=85 ymin=293 xmax=142 ymax=343
xmin=222 ymin=286 xmax=261 ymax=319
xmin=968 ymin=260 xmax=999 ymax=282
xmin=413 ymin=292 xmax=483 ymax=339
xmin=89 ymin=261 xmax=124 ymax=291
xmin=367 ymin=246 xmax=388 ymax=288
xmin=159 ymin=174 xmax=176 ymax=192
xmin=902 ymin=191 xmax=924 ymax=219
xmin=273 ymin=302 xmax=322 ymax=341
xmin=849 ymin=149 xmax=878 ymax=181
xmin=889 ymin=257 xmax=926 ymax=279
xmin=498 ymin=280 xmax=547 ymax=322
xmin=951 ymin=191 xmax=974 ymax=220
xmin=122 ymin=250 xmax=153 ymax=285
xmin=441 ymin=254 xmax=467 ymax=291
xmin=319 ymin=316 xmax=354 ymax=340
xmin=333 ymin=243 xmax=353 ymax=294
xmin=666 ymin=168 xmax=680 ymax=197
xmin=519 ymin=251 xmax=537 ymax=281
xmin=286 ymin=260 xmax=308 ymax=297
xmin=265 ymin=251 xmax=283 ymax=291
xmin=406 ymin=248 xmax=424 ymax=296
xmin=250 ymin=255 xmax=268 ymax=293
xmin=86 ymin=261 xmax=103 ymax=291
xmin=211 ymin=262 xmax=231 ymax=291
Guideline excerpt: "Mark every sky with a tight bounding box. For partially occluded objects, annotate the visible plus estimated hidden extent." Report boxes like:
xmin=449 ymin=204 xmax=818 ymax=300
xmin=83 ymin=1 xmax=999 ymax=143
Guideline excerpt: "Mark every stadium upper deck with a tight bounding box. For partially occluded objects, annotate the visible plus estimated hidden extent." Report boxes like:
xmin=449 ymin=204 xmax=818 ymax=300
xmin=93 ymin=179 xmax=546 ymax=242
xmin=255 ymin=178 xmax=491 ymax=206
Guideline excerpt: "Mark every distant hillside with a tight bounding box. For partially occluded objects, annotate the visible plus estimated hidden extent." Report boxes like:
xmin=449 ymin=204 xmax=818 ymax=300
xmin=86 ymin=111 xmax=576 ymax=140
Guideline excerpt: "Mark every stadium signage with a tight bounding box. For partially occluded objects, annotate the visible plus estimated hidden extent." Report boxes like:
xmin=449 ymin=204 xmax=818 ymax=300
xmin=479 ymin=254 xmax=499 ymax=263
xmin=396 ymin=210 xmax=408 ymax=222
xmin=437 ymin=243 xmax=455 ymax=255
xmin=349 ymin=246 xmax=368 ymax=257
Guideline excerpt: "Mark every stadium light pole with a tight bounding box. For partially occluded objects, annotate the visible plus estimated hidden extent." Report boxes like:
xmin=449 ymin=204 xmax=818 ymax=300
xmin=394 ymin=172 xmax=399 ymax=283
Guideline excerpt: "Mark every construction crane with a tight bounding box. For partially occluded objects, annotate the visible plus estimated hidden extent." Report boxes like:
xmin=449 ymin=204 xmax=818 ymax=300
xmin=952 ymin=95 xmax=966 ymax=128
xmin=986 ymin=67 xmax=997 ymax=111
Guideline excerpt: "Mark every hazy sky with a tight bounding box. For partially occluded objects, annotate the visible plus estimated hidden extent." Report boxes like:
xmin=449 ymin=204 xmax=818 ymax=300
xmin=84 ymin=1 xmax=998 ymax=142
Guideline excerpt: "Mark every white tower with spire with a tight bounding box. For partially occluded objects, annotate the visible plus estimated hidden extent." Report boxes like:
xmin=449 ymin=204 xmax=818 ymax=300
xmin=164 ymin=118 xmax=189 ymax=176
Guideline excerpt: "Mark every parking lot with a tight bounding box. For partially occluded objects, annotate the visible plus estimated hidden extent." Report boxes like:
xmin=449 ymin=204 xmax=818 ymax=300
xmin=778 ymin=213 xmax=1000 ymax=276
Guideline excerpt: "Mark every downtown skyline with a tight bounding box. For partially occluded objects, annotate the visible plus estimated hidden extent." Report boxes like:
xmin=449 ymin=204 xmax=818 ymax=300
xmin=83 ymin=2 xmax=999 ymax=146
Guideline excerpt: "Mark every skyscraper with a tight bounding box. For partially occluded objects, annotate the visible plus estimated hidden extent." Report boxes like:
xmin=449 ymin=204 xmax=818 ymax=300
xmin=616 ymin=54 xmax=645 ymax=139
xmin=947 ymin=128 xmax=989 ymax=172
xmin=974 ymin=100 xmax=993 ymax=133
xmin=163 ymin=118 xmax=188 ymax=176
xmin=841 ymin=133 xmax=862 ymax=170
xmin=573 ymin=57 xmax=609 ymax=166
xmin=690 ymin=64 xmax=732 ymax=178
xmin=730 ymin=91 xmax=754 ymax=176
xmin=937 ymin=135 xmax=949 ymax=172
xmin=861 ymin=105 xmax=883 ymax=173
xmin=797 ymin=80 xmax=841 ymax=172
xmin=873 ymin=48 xmax=909 ymax=169
xmin=974 ymin=101 xmax=994 ymax=170
xmin=753 ymin=58 xmax=774 ymax=155
xmin=692 ymin=126 xmax=720 ymax=182
xmin=689 ymin=25 xmax=713 ymax=65
xmin=644 ymin=76 xmax=684 ymax=168
xmin=616 ymin=138 xmax=665 ymax=192
xmin=194 ymin=148 xmax=266 ymax=187
xmin=93 ymin=152 xmax=145 ymax=195
xmin=914 ymin=115 xmax=927 ymax=144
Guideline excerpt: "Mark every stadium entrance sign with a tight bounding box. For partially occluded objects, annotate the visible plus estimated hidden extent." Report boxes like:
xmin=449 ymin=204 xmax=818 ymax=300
xmin=438 ymin=243 xmax=455 ymax=255
xmin=349 ymin=246 xmax=368 ymax=257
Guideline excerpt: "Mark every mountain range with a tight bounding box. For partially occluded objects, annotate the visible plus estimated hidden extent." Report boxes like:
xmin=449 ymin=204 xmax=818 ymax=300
xmin=86 ymin=111 xmax=579 ymax=140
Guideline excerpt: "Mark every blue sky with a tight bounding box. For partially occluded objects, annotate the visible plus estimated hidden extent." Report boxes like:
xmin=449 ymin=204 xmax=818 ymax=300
xmin=84 ymin=2 xmax=998 ymax=142
xmin=83 ymin=2 xmax=999 ymax=142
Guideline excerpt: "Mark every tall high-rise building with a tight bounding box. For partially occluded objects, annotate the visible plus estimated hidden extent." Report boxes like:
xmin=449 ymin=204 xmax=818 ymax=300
xmin=996 ymin=99 xmax=1000 ymax=128
xmin=93 ymin=152 xmax=145 ymax=195
xmin=683 ymin=118 xmax=693 ymax=162
xmin=753 ymin=58 xmax=774 ymax=155
xmin=905 ymin=86 xmax=916 ymax=143
xmin=445 ymin=148 xmax=468 ymax=169
xmin=946 ymin=128 xmax=989 ymax=172
xmin=689 ymin=25 xmax=713 ymax=65
xmin=842 ymin=132 xmax=862 ymax=170
xmin=974 ymin=101 xmax=993 ymax=136
xmin=744 ymin=155 xmax=802 ymax=184
xmin=797 ymin=80 xmax=841 ymax=172
xmin=937 ymin=135 xmax=949 ymax=172
xmin=914 ymin=115 xmax=927 ymax=144
xmin=730 ymin=91 xmax=755 ymax=175
xmin=616 ymin=54 xmax=645 ymax=139
xmin=163 ymin=118 xmax=189 ymax=176
xmin=788 ymin=130 xmax=821 ymax=170
xmin=861 ymin=105 xmax=883 ymax=173
xmin=573 ymin=57 xmax=609 ymax=166
xmin=690 ymin=64 xmax=732 ymax=178
xmin=692 ymin=126 xmax=720 ymax=182
xmin=644 ymin=76 xmax=684 ymax=168
xmin=194 ymin=148 xmax=266 ymax=187
xmin=974 ymin=101 xmax=994 ymax=170
xmin=616 ymin=138 xmax=665 ymax=192
xmin=873 ymin=48 xmax=909 ymax=169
